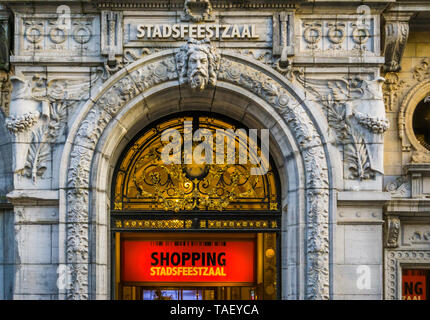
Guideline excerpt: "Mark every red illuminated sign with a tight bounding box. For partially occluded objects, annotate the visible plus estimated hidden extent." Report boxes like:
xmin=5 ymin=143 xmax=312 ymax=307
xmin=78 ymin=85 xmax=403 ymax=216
xmin=121 ymin=240 xmax=255 ymax=283
xmin=403 ymin=275 xmax=427 ymax=300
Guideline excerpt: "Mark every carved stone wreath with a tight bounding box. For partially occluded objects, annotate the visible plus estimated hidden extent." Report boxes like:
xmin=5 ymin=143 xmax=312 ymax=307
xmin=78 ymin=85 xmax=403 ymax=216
xmin=65 ymin=47 xmax=330 ymax=299
xmin=182 ymin=0 xmax=215 ymax=22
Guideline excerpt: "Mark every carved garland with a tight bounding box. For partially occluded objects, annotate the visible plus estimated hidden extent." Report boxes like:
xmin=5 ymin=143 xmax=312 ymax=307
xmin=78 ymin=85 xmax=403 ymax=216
xmin=66 ymin=50 xmax=330 ymax=299
xmin=398 ymin=59 xmax=430 ymax=159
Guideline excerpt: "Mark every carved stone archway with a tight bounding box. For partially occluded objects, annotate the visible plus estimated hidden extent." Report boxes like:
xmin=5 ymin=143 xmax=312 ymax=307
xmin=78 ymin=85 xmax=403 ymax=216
xmin=59 ymin=49 xmax=332 ymax=300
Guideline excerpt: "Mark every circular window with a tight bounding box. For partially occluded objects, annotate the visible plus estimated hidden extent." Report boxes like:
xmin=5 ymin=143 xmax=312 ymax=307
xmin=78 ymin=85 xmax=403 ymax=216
xmin=412 ymin=96 xmax=430 ymax=151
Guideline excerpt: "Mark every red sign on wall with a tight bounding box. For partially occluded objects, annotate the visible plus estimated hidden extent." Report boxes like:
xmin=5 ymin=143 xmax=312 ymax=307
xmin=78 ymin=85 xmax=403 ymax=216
xmin=403 ymin=275 xmax=427 ymax=300
xmin=121 ymin=240 xmax=255 ymax=283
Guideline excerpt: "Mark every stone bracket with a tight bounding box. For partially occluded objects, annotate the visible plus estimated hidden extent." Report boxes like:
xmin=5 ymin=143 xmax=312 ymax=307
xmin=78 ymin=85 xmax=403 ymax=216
xmin=272 ymin=11 xmax=294 ymax=66
xmin=382 ymin=12 xmax=414 ymax=72
xmin=101 ymin=10 xmax=123 ymax=65
xmin=384 ymin=216 xmax=400 ymax=248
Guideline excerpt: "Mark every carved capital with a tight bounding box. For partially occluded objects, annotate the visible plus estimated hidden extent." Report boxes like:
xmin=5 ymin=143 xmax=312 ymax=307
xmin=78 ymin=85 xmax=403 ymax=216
xmin=382 ymin=13 xmax=413 ymax=73
xmin=385 ymin=216 xmax=400 ymax=248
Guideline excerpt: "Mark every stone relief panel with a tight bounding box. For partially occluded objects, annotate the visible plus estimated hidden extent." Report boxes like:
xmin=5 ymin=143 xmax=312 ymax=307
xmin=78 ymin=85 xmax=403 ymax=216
xmin=6 ymin=72 xmax=103 ymax=183
xmin=297 ymin=14 xmax=379 ymax=56
xmin=0 ymin=70 xmax=11 ymax=116
xmin=385 ymin=176 xmax=411 ymax=198
xmin=15 ymin=13 xmax=100 ymax=57
xmin=402 ymin=224 xmax=430 ymax=249
xmin=295 ymin=73 xmax=388 ymax=180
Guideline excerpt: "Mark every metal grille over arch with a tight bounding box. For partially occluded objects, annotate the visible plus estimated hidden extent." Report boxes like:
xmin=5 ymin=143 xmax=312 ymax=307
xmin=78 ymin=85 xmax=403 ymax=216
xmin=112 ymin=114 xmax=279 ymax=213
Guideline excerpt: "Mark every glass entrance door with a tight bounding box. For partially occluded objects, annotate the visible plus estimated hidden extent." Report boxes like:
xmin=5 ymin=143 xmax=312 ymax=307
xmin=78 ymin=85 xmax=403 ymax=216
xmin=121 ymin=286 xmax=258 ymax=300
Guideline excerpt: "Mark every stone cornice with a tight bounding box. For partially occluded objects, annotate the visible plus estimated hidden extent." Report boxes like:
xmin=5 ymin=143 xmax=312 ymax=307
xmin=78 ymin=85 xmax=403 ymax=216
xmin=389 ymin=1 xmax=430 ymax=12
xmin=338 ymin=191 xmax=391 ymax=206
xmin=406 ymin=163 xmax=430 ymax=174
xmin=385 ymin=199 xmax=430 ymax=217
xmin=6 ymin=189 xmax=59 ymax=205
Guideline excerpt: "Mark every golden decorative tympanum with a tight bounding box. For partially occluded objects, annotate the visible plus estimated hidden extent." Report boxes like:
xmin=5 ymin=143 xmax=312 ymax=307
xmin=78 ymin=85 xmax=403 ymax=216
xmin=113 ymin=115 xmax=278 ymax=212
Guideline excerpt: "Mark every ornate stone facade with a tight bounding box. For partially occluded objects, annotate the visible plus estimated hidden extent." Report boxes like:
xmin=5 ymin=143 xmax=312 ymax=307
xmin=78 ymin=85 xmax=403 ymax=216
xmin=0 ymin=0 xmax=429 ymax=301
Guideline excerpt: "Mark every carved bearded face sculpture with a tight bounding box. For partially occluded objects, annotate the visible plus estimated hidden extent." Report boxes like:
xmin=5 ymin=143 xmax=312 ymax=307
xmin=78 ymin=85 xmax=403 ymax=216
xmin=187 ymin=50 xmax=209 ymax=90
xmin=176 ymin=38 xmax=220 ymax=91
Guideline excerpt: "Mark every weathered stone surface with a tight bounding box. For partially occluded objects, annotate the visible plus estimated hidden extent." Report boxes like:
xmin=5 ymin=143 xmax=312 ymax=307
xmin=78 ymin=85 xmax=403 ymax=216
xmin=13 ymin=264 xmax=58 ymax=295
xmin=333 ymin=264 xmax=382 ymax=296
xmin=344 ymin=225 xmax=382 ymax=265
xmin=15 ymin=224 xmax=52 ymax=264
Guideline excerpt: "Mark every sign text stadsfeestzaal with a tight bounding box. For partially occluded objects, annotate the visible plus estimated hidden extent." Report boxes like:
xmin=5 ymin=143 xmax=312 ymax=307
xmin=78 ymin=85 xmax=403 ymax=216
xmin=136 ymin=24 xmax=259 ymax=40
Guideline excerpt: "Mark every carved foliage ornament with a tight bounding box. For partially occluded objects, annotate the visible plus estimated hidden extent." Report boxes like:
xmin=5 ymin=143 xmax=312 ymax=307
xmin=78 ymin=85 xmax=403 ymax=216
xmin=300 ymin=17 xmax=373 ymax=54
xmin=303 ymin=22 xmax=322 ymax=50
xmin=22 ymin=17 xmax=95 ymax=54
xmin=6 ymin=72 xmax=102 ymax=182
xmin=66 ymin=44 xmax=330 ymax=299
xmin=182 ymin=0 xmax=215 ymax=22
xmin=295 ymin=74 xmax=388 ymax=180
xmin=383 ymin=72 xmax=408 ymax=111
xmin=327 ymin=22 xmax=346 ymax=50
